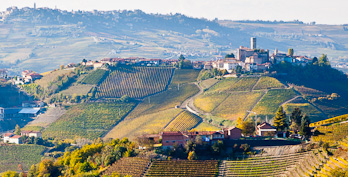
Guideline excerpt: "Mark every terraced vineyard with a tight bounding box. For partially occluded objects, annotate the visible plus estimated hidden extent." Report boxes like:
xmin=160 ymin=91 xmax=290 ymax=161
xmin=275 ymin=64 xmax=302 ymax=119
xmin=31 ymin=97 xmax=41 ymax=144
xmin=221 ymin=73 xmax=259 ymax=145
xmin=0 ymin=145 xmax=46 ymax=173
xmin=102 ymin=157 xmax=150 ymax=177
xmin=146 ymin=160 xmax=219 ymax=177
xmin=42 ymin=102 xmax=136 ymax=140
xmin=221 ymin=151 xmax=311 ymax=177
xmin=96 ymin=67 xmax=174 ymax=98
xmin=309 ymin=114 xmax=348 ymax=127
xmin=80 ymin=69 xmax=108 ymax=85
xmin=164 ymin=111 xmax=202 ymax=131
xmin=194 ymin=92 xmax=230 ymax=113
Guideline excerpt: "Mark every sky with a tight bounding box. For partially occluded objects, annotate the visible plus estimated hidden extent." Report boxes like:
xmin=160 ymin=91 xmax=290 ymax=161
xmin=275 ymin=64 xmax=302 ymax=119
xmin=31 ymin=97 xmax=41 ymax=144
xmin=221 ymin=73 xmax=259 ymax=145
xmin=1 ymin=0 xmax=348 ymax=24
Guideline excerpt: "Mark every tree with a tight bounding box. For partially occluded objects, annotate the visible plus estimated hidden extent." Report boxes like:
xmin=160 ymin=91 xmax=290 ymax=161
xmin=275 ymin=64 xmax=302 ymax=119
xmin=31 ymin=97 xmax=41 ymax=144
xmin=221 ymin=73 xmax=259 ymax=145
xmin=225 ymin=53 xmax=235 ymax=58
xmin=60 ymin=65 xmax=64 ymax=70
xmin=187 ymin=151 xmax=197 ymax=160
xmin=27 ymin=164 xmax=38 ymax=177
xmin=178 ymin=54 xmax=185 ymax=61
xmin=1 ymin=170 xmax=19 ymax=177
xmin=14 ymin=124 xmax=21 ymax=135
xmin=300 ymin=114 xmax=311 ymax=136
xmin=287 ymin=48 xmax=294 ymax=56
xmin=38 ymin=159 xmax=60 ymax=177
xmin=236 ymin=117 xmax=255 ymax=136
xmin=290 ymin=107 xmax=302 ymax=132
xmin=318 ymin=54 xmax=330 ymax=67
xmin=273 ymin=106 xmax=288 ymax=131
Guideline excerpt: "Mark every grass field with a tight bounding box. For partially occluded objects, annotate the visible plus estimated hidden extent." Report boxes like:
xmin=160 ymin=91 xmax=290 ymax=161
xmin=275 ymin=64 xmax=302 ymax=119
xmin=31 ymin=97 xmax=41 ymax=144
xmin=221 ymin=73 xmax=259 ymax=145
xmin=104 ymin=108 xmax=182 ymax=140
xmin=59 ymin=84 xmax=95 ymax=96
xmin=199 ymin=78 xmax=219 ymax=90
xmin=249 ymin=89 xmax=297 ymax=119
xmin=42 ymin=102 xmax=136 ymax=140
xmin=0 ymin=145 xmax=46 ymax=173
xmin=253 ymin=76 xmax=285 ymax=90
xmin=34 ymin=69 xmax=74 ymax=88
xmin=213 ymin=91 xmax=265 ymax=121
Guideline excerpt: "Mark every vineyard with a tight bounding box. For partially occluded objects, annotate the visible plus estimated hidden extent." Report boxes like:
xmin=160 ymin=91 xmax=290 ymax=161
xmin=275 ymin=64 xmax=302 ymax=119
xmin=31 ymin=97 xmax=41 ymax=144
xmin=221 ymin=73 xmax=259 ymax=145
xmin=42 ymin=102 xmax=136 ymax=140
xmin=104 ymin=108 xmax=182 ymax=140
xmin=80 ymin=69 xmax=108 ymax=85
xmin=248 ymin=88 xmax=297 ymax=119
xmin=309 ymin=114 xmax=348 ymax=127
xmin=102 ymin=157 xmax=150 ymax=177
xmin=213 ymin=91 xmax=265 ymax=121
xmin=283 ymin=103 xmax=325 ymax=122
xmin=145 ymin=160 xmax=219 ymax=177
xmin=226 ymin=77 xmax=259 ymax=91
xmin=164 ymin=111 xmax=202 ymax=132
xmin=96 ymin=67 xmax=174 ymax=98
xmin=252 ymin=76 xmax=285 ymax=90
xmin=0 ymin=145 xmax=46 ymax=173
xmin=194 ymin=92 xmax=229 ymax=113
xmin=312 ymin=122 xmax=348 ymax=144
xmin=220 ymin=151 xmax=311 ymax=177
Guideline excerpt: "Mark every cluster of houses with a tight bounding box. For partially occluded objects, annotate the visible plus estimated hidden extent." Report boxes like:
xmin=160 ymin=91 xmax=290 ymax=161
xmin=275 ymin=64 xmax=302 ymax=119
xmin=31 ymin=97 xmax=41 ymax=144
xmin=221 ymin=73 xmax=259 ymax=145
xmin=2 ymin=130 xmax=42 ymax=144
xmin=204 ymin=37 xmax=313 ymax=73
xmin=141 ymin=122 xmax=282 ymax=149
xmin=0 ymin=101 xmax=44 ymax=121
xmin=12 ymin=70 xmax=42 ymax=85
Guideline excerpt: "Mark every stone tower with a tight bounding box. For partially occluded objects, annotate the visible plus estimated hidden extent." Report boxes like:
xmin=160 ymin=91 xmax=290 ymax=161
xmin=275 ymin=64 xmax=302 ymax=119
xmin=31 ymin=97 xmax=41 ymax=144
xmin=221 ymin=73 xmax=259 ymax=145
xmin=251 ymin=37 xmax=256 ymax=49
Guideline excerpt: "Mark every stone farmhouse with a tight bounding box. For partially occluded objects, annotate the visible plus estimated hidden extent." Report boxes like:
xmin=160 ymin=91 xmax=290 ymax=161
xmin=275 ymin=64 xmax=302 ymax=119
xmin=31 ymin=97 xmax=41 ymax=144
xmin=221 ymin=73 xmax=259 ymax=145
xmin=255 ymin=122 xmax=277 ymax=136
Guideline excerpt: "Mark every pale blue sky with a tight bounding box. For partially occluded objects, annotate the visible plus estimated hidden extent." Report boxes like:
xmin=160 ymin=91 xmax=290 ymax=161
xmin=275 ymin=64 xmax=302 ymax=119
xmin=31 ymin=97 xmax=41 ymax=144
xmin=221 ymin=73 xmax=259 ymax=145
xmin=1 ymin=0 xmax=348 ymax=24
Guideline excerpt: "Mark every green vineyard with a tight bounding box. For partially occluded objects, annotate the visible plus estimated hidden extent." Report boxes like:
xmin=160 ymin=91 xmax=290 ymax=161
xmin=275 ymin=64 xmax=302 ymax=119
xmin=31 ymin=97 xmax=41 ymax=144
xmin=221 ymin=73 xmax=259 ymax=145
xmin=80 ymin=69 xmax=108 ymax=85
xmin=164 ymin=111 xmax=202 ymax=132
xmin=42 ymin=102 xmax=136 ymax=140
xmin=0 ymin=145 xmax=46 ymax=173
xmin=96 ymin=67 xmax=174 ymax=99
xmin=146 ymin=160 xmax=219 ymax=177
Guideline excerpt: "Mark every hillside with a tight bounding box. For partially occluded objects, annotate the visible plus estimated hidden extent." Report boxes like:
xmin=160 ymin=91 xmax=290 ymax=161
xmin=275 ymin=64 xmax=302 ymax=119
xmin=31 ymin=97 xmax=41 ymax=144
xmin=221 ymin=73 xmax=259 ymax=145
xmin=0 ymin=7 xmax=347 ymax=75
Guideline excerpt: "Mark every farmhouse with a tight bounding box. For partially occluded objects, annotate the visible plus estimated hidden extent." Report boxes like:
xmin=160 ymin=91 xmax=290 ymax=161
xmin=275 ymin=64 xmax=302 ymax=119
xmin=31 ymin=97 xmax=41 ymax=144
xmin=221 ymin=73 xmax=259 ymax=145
xmin=2 ymin=133 xmax=22 ymax=144
xmin=255 ymin=122 xmax=276 ymax=136
xmin=21 ymin=130 xmax=42 ymax=138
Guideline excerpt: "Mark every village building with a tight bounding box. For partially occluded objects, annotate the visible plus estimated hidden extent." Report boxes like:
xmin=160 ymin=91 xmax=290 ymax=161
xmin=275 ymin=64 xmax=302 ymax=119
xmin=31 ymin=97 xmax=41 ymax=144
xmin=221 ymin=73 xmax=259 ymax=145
xmin=255 ymin=122 xmax=276 ymax=136
xmin=3 ymin=133 xmax=22 ymax=144
xmin=93 ymin=61 xmax=105 ymax=69
xmin=21 ymin=130 xmax=42 ymax=138
xmin=22 ymin=101 xmax=45 ymax=108
xmin=0 ymin=107 xmax=4 ymax=120
xmin=161 ymin=127 xmax=242 ymax=148
xmin=18 ymin=108 xmax=41 ymax=117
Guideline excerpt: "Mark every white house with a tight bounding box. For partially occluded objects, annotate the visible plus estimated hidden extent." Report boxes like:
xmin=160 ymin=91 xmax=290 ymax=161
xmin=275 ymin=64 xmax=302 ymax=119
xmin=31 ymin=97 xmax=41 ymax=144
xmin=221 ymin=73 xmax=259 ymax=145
xmin=3 ymin=133 xmax=22 ymax=144
xmin=255 ymin=122 xmax=276 ymax=136
xmin=21 ymin=130 xmax=42 ymax=138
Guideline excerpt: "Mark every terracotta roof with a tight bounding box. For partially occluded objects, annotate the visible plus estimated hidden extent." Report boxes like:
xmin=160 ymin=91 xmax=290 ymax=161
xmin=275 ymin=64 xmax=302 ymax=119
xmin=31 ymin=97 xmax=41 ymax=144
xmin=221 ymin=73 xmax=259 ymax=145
xmin=10 ymin=135 xmax=21 ymax=139
xmin=4 ymin=133 xmax=13 ymax=137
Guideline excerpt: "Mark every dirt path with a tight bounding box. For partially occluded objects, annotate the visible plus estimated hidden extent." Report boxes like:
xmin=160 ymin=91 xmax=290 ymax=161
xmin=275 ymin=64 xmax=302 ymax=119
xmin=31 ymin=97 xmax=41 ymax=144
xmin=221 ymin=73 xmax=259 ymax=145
xmin=180 ymin=82 xmax=205 ymax=115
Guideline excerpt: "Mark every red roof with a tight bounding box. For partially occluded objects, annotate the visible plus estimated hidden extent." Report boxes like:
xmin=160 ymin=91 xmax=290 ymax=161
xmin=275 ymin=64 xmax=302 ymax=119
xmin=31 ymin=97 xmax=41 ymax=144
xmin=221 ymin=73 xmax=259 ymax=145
xmin=4 ymin=133 xmax=13 ymax=137
xmin=10 ymin=135 xmax=21 ymax=139
xmin=257 ymin=122 xmax=276 ymax=130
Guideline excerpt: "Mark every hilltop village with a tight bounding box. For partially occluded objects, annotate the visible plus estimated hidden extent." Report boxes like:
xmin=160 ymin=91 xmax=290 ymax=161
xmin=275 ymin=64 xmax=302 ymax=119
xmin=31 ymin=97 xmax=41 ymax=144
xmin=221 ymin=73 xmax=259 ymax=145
xmin=0 ymin=35 xmax=348 ymax=177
